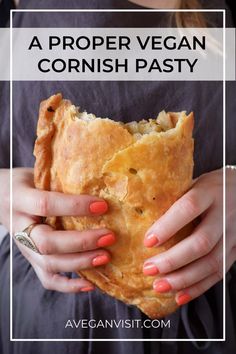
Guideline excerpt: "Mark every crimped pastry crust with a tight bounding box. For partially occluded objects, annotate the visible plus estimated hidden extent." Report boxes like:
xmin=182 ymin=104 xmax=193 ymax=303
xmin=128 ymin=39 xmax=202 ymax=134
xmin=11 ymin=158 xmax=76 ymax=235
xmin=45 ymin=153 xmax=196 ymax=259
xmin=34 ymin=93 xmax=194 ymax=319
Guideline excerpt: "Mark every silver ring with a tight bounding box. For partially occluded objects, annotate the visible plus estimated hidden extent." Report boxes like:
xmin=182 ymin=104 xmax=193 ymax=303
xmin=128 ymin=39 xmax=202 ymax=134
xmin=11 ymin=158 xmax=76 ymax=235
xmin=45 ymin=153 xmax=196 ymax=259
xmin=14 ymin=223 xmax=41 ymax=254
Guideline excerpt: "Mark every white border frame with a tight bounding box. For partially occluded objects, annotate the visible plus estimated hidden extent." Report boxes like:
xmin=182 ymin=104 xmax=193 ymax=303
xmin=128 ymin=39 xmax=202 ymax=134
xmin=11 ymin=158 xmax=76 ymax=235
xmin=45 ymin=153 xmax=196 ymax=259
xmin=10 ymin=8 xmax=226 ymax=342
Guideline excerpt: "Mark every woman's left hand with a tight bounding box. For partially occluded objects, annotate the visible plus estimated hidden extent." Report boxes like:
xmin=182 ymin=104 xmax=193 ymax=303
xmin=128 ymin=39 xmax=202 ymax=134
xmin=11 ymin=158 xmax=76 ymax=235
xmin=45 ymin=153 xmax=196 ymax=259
xmin=143 ymin=168 xmax=236 ymax=306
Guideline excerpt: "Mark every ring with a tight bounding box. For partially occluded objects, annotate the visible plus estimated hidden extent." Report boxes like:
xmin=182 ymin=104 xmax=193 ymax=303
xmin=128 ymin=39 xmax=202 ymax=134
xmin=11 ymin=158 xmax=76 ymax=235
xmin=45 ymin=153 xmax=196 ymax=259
xmin=14 ymin=223 xmax=41 ymax=254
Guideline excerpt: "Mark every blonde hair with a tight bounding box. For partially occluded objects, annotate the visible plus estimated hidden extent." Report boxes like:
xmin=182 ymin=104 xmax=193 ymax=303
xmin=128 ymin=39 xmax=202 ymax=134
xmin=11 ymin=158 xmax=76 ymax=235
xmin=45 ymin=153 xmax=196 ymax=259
xmin=175 ymin=0 xmax=207 ymax=27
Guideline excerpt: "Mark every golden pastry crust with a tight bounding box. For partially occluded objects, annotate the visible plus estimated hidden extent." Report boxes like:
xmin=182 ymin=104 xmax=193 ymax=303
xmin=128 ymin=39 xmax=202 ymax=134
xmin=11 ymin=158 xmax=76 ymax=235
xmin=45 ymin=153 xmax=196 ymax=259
xmin=34 ymin=93 xmax=194 ymax=319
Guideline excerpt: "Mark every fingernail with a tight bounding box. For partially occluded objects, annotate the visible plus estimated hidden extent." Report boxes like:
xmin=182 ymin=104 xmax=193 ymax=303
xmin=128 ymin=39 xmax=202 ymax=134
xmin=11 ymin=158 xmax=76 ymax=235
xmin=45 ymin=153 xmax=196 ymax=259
xmin=92 ymin=254 xmax=110 ymax=267
xmin=143 ymin=262 xmax=159 ymax=276
xmin=97 ymin=233 xmax=116 ymax=248
xmin=176 ymin=293 xmax=191 ymax=306
xmin=144 ymin=233 xmax=159 ymax=247
xmin=89 ymin=201 xmax=108 ymax=214
xmin=153 ymin=279 xmax=172 ymax=293
xmin=80 ymin=286 xmax=94 ymax=292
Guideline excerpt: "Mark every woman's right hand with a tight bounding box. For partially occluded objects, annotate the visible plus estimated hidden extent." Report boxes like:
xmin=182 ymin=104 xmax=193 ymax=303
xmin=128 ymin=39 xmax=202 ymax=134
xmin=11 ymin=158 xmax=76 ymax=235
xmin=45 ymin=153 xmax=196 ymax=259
xmin=0 ymin=168 xmax=116 ymax=293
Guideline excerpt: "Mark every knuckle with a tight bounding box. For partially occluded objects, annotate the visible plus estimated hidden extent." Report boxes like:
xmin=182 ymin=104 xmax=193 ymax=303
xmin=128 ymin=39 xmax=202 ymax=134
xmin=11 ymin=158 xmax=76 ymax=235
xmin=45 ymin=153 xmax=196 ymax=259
xmin=71 ymin=197 xmax=82 ymax=214
xmin=208 ymin=254 xmax=221 ymax=274
xmin=41 ymin=257 xmax=53 ymax=274
xmin=215 ymin=270 xmax=223 ymax=282
xmin=79 ymin=237 xmax=91 ymax=252
xmin=41 ymin=278 xmax=52 ymax=291
xmin=36 ymin=234 xmax=52 ymax=255
xmin=194 ymin=281 xmax=205 ymax=296
xmin=177 ymin=276 xmax=189 ymax=290
xmin=179 ymin=192 xmax=200 ymax=218
xmin=214 ymin=258 xmax=223 ymax=280
xmin=193 ymin=231 xmax=212 ymax=257
xmin=37 ymin=193 xmax=50 ymax=216
xmin=162 ymin=255 xmax=176 ymax=273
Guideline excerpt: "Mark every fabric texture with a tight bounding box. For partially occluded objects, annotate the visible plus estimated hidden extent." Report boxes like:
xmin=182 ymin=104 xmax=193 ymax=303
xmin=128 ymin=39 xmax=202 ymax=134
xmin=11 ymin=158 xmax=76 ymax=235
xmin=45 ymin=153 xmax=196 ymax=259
xmin=0 ymin=0 xmax=15 ymax=27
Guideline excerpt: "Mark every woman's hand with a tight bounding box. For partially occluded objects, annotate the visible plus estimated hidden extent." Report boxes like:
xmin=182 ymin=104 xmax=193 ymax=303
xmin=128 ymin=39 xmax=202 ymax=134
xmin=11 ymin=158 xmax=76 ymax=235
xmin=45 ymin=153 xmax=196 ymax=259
xmin=0 ymin=168 xmax=116 ymax=293
xmin=143 ymin=168 xmax=236 ymax=306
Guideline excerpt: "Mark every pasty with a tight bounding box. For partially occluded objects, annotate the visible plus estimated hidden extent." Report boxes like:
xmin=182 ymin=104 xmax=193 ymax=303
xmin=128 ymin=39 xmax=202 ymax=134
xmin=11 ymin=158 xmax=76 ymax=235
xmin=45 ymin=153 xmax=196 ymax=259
xmin=34 ymin=93 xmax=194 ymax=319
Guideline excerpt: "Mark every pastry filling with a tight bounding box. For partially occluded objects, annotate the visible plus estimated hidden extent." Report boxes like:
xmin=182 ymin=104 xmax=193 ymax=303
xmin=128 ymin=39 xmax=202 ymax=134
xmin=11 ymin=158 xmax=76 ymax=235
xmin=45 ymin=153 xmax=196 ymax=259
xmin=75 ymin=107 xmax=182 ymax=141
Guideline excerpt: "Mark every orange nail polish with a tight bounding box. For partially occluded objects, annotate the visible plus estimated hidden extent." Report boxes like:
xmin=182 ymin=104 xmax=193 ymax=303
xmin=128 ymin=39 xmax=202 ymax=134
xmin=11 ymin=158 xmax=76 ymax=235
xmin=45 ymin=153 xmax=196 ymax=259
xmin=153 ymin=279 xmax=172 ymax=293
xmin=144 ymin=233 xmax=159 ymax=248
xmin=97 ymin=233 xmax=116 ymax=248
xmin=89 ymin=201 xmax=108 ymax=214
xmin=92 ymin=254 xmax=110 ymax=267
xmin=143 ymin=262 xmax=159 ymax=276
xmin=176 ymin=293 xmax=191 ymax=306
xmin=80 ymin=286 xmax=94 ymax=292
